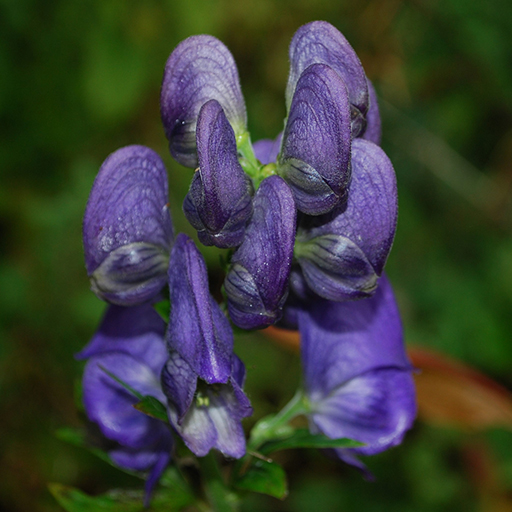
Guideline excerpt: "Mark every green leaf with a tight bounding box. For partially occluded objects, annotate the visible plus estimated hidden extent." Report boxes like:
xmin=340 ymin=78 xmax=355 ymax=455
xmin=133 ymin=395 xmax=168 ymax=422
xmin=49 ymin=482 xmax=194 ymax=512
xmin=259 ymin=428 xmax=363 ymax=455
xmin=233 ymin=458 xmax=288 ymax=500
xmin=154 ymin=299 xmax=170 ymax=322
xmin=98 ymin=365 xmax=143 ymax=400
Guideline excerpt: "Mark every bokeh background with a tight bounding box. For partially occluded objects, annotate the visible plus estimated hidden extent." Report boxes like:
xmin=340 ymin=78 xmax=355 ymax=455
xmin=1 ymin=0 xmax=512 ymax=510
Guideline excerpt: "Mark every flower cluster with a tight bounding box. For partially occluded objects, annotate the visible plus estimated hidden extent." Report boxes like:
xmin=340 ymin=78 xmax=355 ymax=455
xmin=80 ymin=20 xmax=416 ymax=503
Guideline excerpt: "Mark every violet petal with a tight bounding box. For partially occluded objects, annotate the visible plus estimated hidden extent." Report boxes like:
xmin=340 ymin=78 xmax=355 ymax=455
xmin=286 ymin=21 xmax=369 ymax=136
xmin=76 ymin=303 xmax=167 ymax=376
xmin=225 ymin=176 xmax=296 ymax=329
xmin=361 ymin=79 xmax=382 ymax=145
xmin=160 ymin=35 xmax=246 ymax=168
xmin=278 ymin=63 xmax=351 ymax=215
xmin=83 ymin=145 xmax=173 ymax=306
xmin=295 ymin=138 xmax=397 ymax=300
xmin=252 ymin=133 xmax=283 ymax=165
xmin=167 ymin=233 xmax=232 ymax=383
xmin=183 ymin=100 xmax=253 ymax=248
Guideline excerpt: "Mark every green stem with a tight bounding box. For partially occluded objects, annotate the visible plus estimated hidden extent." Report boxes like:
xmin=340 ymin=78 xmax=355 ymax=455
xmin=236 ymin=132 xmax=261 ymax=181
xmin=198 ymin=452 xmax=239 ymax=512
xmin=248 ymin=390 xmax=309 ymax=450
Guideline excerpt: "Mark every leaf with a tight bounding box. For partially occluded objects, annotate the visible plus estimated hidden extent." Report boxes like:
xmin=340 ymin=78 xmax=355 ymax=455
xmin=49 ymin=482 xmax=194 ymax=512
xmin=258 ymin=428 xmax=363 ymax=455
xmin=409 ymin=347 xmax=512 ymax=430
xmin=154 ymin=299 xmax=170 ymax=322
xmin=133 ymin=395 xmax=168 ymax=422
xmin=233 ymin=458 xmax=288 ymax=500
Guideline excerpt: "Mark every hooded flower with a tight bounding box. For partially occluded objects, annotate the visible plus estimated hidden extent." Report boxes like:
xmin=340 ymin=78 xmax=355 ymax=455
xmin=183 ymin=99 xmax=254 ymax=248
xmin=293 ymin=138 xmax=398 ymax=301
xmin=164 ymin=233 xmax=252 ymax=456
xmin=160 ymin=35 xmax=247 ymax=168
xmin=225 ymin=175 xmax=297 ymax=329
xmin=83 ymin=145 xmax=174 ymax=306
xmin=77 ymin=303 xmax=172 ymax=506
xmin=298 ymin=274 xmax=416 ymax=471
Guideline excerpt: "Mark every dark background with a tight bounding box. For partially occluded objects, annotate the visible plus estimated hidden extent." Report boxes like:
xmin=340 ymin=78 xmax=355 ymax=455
xmin=1 ymin=0 xmax=512 ymax=510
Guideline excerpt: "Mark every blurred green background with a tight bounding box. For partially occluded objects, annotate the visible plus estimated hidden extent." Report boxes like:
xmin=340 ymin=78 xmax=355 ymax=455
xmin=1 ymin=0 xmax=512 ymax=510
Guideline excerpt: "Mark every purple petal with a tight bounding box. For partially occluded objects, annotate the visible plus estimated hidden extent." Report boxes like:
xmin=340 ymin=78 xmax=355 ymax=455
xmin=286 ymin=21 xmax=369 ymax=136
xmin=160 ymin=35 xmax=246 ymax=168
xmin=278 ymin=63 xmax=351 ymax=215
xmin=295 ymin=138 xmax=397 ymax=300
xmin=83 ymin=352 xmax=166 ymax=449
xmin=76 ymin=303 xmax=167 ymax=376
xmin=161 ymin=352 xmax=198 ymax=421
xmin=252 ymin=133 xmax=283 ymax=165
xmin=299 ymin=274 xmax=412 ymax=398
xmin=165 ymin=371 xmax=251 ymax=458
xmin=310 ymin=369 xmax=416 ymax=457
xmin=167 ymin=234 xmax=232 ymax=383
xmin=225 ymin=176 xmax=296 ymax=329
xmin=83 ymin=145 xmax=173 ymax=305
xmin=183 ymin=100 xmax=253 ymax=248
xmin=361 ymin=80 xmax=382 ymax=145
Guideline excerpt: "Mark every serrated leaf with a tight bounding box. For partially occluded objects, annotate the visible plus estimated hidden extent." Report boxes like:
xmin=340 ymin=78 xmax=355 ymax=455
xmin=154 ymin=299 xmax=170 ymax=322
xmin=233 ymin=458 xmax=288 ymax=500
xmin=259 ymin=428 xmax=363 ymax=455
xmin=49 ymin=482 xmax=194 ymax=512
xmin=133 ymin=395 xmax=168 ymax=422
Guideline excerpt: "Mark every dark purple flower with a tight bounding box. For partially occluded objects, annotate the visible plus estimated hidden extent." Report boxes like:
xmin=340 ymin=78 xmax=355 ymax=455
xmin=294 ymin=138 xmax=397 ymax=301
xmin=83 ymin=145 xmax=174 ymax=306
xmin=161 ymin=351 xmax=252 ymax=458
xmin=80 ymin=303 xmax=172 ymax=506
xmin=361 ymin=80 xmax=382 ymax=145
xmin=225 ymin=176 xmax=296 ymax=329
xmin=298 ymin=274 xmax=416 ymax=470
xmin=167 ymin=233 xmax=233 ymax=384
xmin=286 ymin=21 xmax=369 ymax=137
xmin=278 ymin=63 xmax=351 ymax=215
xmin=183 ymin=100 xmax=253 ymax=248
xmin=161 ymin=35 xmax=246 ymax=168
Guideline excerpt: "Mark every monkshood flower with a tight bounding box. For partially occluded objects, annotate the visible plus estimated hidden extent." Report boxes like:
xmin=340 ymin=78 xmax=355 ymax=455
xmin=286 ymin=21 xmax=369 ymax=138
xmin=183 ymin=99 xmax=254 ymax=248
xmin=164 ymin=233 xmax=252 ymax=456
xmin=225 ymin=175 xmax=296 ymax=329
xmin=83 ymin=145 xmax=174 ymax=306
xmin=293 ymin=138 xmax=397 ymax=301
xmin=77 ymin=303 xmax=172 ymax=506
xmin=362 ymin=80 xmax=382 ymax=146
xmin=297 ymin=274 xmax=416 ymax=472
xmin=160 ymin=35 xmax=247 ymax=168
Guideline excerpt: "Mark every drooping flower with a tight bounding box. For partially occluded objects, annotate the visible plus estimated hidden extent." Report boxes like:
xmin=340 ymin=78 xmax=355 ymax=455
xmin=298 ymin=274 xmax=416 ymax=471
xmin=277 ymin=63 xmax=352 ymax=215
xmin=293 ymin=138 xmax=398 ymax=301
xmin=77 ymin=303 xmax=172 ymax=505
xmin=183 ymin=99 xmax=254 ymax=248
xmin=164 ymin=233 xmax=252 ymax=456
xmin=225 ymin=175 xmax=297 ymax=329
xmin=83 ymin=145 xmax=174 ymax=306
xmin=160 ymin=35 xmax=247 ymax=168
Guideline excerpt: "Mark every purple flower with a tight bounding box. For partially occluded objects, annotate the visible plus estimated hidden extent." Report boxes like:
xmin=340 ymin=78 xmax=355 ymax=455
xmin=164 ymin=233 xmax=252 ymax=456
xmin=286 ymin=21 xmax=369 ymax=137
xmin=252 ymin=133 xmax=282 ymax=166
xmin=361 ymin=80 xmax=382 ymax=146
xmin=161 ymin=351 xmax=252 ymax=458
xmin=293 ymin=138 xmax=398 ymax=301
xmin=298 ymin=275 xmax=416 ymax=471
xmin=278 ymin=63 xmax=352 ymax=215
xmin=83 ymin=145 xmax=174 ymax=306
xmin=78 ymin=303 xmax=172 ymax=505
xmin=183 ymin=100 xmax=253 ymax=248
xmin=225 ymin=175 xmax=296 ymax=329
xmin=161 ymin=35 xmax=247 ymax=168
